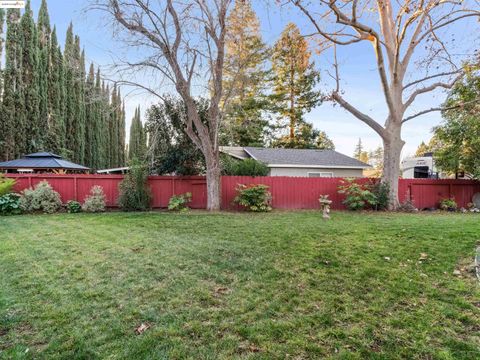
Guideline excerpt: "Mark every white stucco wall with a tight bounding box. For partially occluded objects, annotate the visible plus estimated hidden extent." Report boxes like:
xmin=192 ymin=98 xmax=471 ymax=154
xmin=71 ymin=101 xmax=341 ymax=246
xmin=268 ymin=167 xmax=365 ymax=178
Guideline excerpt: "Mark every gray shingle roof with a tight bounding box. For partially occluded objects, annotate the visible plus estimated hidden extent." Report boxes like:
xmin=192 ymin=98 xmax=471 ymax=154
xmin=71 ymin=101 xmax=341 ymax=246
xmin=0 ymin=153 xmax=89 ymax=170
xmin=244 ymin=147 xmax=370 ymax=168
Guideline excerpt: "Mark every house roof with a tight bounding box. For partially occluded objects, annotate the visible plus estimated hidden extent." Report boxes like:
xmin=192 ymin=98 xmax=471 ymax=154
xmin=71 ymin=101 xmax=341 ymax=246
xmin=219 ymin=146 xmax=249 ymax=160
xmin=243 ymin=147 xmax=371 ymax=169
xmin=0 ymin=152 xmax=89 ymax=170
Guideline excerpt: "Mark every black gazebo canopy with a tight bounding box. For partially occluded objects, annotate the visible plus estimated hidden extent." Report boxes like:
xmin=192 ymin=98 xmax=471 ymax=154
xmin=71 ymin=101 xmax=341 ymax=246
xmin=0 ymin=152 xmax=89 ymax=173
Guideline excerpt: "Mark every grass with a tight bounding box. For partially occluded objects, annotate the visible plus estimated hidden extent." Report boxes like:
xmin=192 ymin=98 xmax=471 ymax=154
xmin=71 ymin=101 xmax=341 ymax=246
xmin=0 ymin=211 xmax=479 ymax=359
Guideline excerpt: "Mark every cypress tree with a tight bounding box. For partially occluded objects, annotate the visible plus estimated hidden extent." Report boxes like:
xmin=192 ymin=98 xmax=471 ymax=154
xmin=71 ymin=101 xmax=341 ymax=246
xmin=63 ymin=22 xmax=75 ymax=160
xmin=120 ymin=101 xmax=126 ymax=165
xmin=94 ymin=69 xmax=104 ymax=169
xmin=20 ymin=0 xmax=42 ymax=153
xmin=47 ymin=26 xmax=66 ymax=153
xmin=0 ymin=5 xmax=128 ymax=165
xmin=0 ymin=8 xmax=5 ymax=160
xmin=37 ymin=0 xmax=51 ymax=153
xmin=128 ymin=106 xmax=146 ymax=160
xmin=109 ymin=84 xmax=119 ymax=167
xmin=103 ymin=82 xmax=111 ymax=167
xmin=0 ymin=8 xmax=5 ymax=96
xmin=85 ymin=63 xmax=95 ymax=168
xmin=0 ymin=9 xmax=22 ymax=161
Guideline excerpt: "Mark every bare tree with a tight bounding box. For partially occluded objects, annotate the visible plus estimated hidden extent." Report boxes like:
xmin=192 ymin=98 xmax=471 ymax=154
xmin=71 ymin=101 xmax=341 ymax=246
xmin=92 ymin=0 xmax=233 ymax=210
xmin=292 ymin=0 xmax=480 ymax=208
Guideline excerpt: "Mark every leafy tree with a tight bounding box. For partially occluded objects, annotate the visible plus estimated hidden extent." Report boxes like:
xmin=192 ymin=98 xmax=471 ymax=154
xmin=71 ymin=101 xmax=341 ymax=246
xmin=292 ymin=0 xmax=479 ymax=208
xmin=274 ymin=122 xmax=334 ymax=149
xmin=222 ymin=157 xmax=269 ymax=176
xmin=128 ymin=106 xmax=146 ymax=161
xmin=434 ymin=72 xmax=480 ymax=178
xmin=222 ymin=0 xmax=269 ymax=146
xmin=118 ymin=159 xmax=151 ymax=211
xmin=369 ymin=147 xmax=384 ymax=172
xmin=145 ymin=97 xmax=206 ymax=175
xmin=354 ymin=138 xmax=369 ymax=163
xmin=270 ymin=23 xmax=321 ymax=143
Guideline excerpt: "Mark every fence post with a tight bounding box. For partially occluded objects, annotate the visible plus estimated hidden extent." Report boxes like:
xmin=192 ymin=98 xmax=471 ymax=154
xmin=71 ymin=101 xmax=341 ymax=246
xmin=74 ymin=176 xmax=78 ymax=201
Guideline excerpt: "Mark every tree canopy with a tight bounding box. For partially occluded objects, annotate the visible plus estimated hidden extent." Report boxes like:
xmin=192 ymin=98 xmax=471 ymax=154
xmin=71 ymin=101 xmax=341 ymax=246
xmin=0 ymin=0 xmax=126 ymax=170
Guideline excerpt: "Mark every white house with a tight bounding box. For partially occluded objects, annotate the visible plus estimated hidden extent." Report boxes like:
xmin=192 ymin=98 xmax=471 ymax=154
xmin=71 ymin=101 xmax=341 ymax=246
xmin=220 ymin=147 xmax=370 ymax=177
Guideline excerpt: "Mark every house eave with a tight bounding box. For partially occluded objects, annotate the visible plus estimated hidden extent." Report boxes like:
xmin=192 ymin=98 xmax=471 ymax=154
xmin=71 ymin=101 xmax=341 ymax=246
xmin=266 ymin=164 xmax=371 ymax=169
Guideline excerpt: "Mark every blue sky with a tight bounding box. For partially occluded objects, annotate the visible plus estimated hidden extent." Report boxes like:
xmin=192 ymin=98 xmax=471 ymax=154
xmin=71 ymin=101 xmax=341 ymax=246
xmin=29 ymin=0 xmax=456 ymax=158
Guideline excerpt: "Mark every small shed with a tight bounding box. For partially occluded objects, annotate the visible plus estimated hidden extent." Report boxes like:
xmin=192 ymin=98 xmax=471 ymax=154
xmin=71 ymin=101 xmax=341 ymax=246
xmin=0 ymin=152 xmax=89 ymax=174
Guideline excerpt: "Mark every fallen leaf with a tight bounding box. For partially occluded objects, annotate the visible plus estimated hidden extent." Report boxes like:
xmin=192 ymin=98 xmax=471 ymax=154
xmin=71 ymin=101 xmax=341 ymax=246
xmin=419 ymin=253 xmax=428 ymax=260
xmin=384 ymin=256 xmax=391 ymax=261
xmin=453 ymin=270 xmax=461 ymax=276
xmin=214 ymin=287 xmax=230 ymax=295
xmin=135 ymin=322 xmax=151 ymax=335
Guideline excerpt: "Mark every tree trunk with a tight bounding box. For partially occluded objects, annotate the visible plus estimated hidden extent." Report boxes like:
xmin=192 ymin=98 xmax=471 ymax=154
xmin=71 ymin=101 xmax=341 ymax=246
xmin=205 ymin=154 xmax=222 ymax=211
xmin=382 ymin=127 xmax=405 ymax=210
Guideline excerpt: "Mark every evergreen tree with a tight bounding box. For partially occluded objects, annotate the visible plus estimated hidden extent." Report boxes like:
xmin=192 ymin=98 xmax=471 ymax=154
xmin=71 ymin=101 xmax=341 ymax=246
xmin=0 ymin=9 xmax=22 ymax=161
xmin=46 ymin=26 xmax=66 ymax=153
xmin=94 ymin=69 xmax=105 ymax=168
xmin=129 ymin=107 xmax=146 ymax=160
xmin=270 ymin=23 xmax=321 ymax=145
xmin=353 ymin=138 xmax=370 ymax=163
xmin=63 ymin=22 xmax=75 ymax=160
xmin=222 ymin=0 xmax=269 ymax=146
xmin=37 ymin=0 xmax=51 ymax=153
xmin=0 ymin=2 xmax=128 ymax=166
xmin=273 ymin=122 xmax=335 ymax=149
xmin=85 ymin=63 xmax=96 ymax=167
xmin=119 ymin=101 xmax=126 ymax=165
xmin=20 ymin=0 xmax=41 ymax=153
xmin=0 ymin=8 xmax=5 ymax=159
xmin=0 ymin=8 xmax=5 ymax=97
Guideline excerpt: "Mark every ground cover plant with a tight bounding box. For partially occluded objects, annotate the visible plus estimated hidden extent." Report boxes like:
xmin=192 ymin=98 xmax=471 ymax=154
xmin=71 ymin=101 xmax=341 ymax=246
xmin=0 ymin=212 xmax=479 ymax=359
xmin=168 ymin=193 xmax=192 ymax=212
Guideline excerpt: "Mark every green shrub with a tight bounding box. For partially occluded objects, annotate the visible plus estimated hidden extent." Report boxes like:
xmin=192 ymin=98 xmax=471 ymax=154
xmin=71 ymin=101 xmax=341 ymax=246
xmin=234 ymin=184 xmax=272 ymax=212
xmin=118 ymin=160 xmax=151 ymax=211
xmin=66 ymin=200 xmax=82 ymax=213
xmin=0 ymin=193 xmax=22 ymax=215
xmin=82 ymin=186 xmax=106 ymax=213
xmin=439 ymin=198 xmax=457 ymax=211
xmin=338 ymin=178 xmax=377 ymax=211
xmin=370 ymin=181 xmax=390 ymax=210
xmin=0 ymin=174 xmax=16 ymax=196
xmin=168 ymin=192 xmax=192 ymax=212
xmin=222 ymin=157 xmax=269 ymax=176
xmin=19 ymin=181 xmax=62 ymax=214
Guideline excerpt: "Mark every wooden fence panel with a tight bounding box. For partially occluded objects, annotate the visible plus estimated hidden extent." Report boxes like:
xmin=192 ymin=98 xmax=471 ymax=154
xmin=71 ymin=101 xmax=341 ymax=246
xmin=6 ymin=174 xmax=480 ymax=210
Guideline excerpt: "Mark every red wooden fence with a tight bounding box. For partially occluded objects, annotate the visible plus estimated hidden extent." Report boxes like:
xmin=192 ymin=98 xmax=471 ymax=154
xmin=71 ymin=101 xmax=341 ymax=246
xmin=6 ymin=174 xmax=480 ymax=210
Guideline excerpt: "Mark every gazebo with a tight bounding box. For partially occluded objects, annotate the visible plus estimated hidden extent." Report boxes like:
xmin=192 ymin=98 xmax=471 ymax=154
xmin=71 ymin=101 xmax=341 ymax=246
xmin=0 ymin=152 xmax=89 ymax=174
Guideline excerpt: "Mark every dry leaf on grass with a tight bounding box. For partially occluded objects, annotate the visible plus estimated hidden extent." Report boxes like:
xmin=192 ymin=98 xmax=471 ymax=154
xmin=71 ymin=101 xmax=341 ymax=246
xmin=238 ymin=342 xmax=261 ymax=353
xmin=135 ymin=322 xmax=151 ymax=335
xmin=214 ymin=287 xmax=230 ymax=296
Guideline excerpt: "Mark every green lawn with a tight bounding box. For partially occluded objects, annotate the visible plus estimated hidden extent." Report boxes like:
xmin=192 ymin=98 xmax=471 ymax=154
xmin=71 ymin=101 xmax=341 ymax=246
xmin=0 ymin=212 xmax=479 ymax=359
